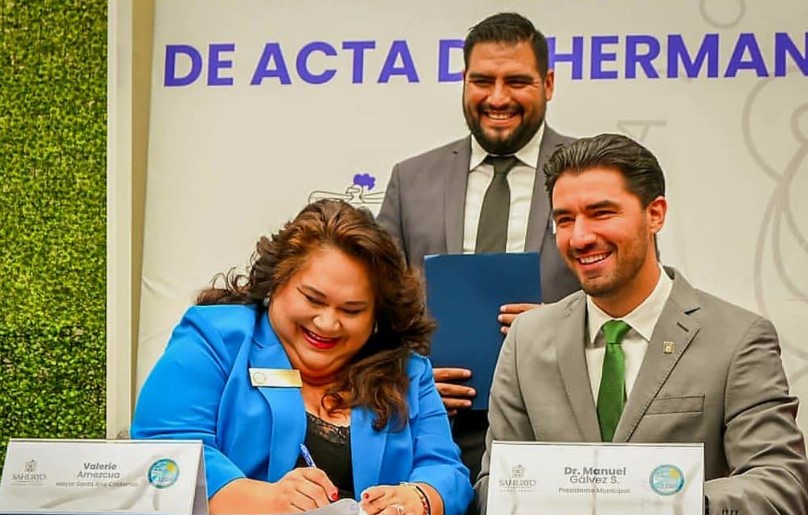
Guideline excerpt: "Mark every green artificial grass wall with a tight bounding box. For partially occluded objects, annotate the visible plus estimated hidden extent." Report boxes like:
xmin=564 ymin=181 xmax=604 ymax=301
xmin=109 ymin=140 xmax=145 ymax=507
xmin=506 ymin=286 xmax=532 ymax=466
xmin=0 ymin=1 xmax=107 ymax=469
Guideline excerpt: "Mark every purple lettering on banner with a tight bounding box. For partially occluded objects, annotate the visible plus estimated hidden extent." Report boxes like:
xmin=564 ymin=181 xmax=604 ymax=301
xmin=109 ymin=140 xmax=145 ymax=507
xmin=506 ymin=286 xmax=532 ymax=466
xmin=547 ymin=36 xmax=584 ymax=80
xmin=251 ymin=43 xmax=292 ymax=85
xmin=167 ymin=32 xmax=806 ymax=88
xmin=438 ymin=39 xmax=463 ymax=82
xmin=165 ymin=45 xmax=202 ymax=87
xmin=378 ymin=40 xmax=419 ymax=83
xmin=775 ymin=32 xmax=808 ymax=77
xmin=591 ymin=35 xmax=619 ymax=79
xmin=726 ymin=33 xmax=769 ymax=77
xmin=625 ymin=35 xmax=660 ymax=79
xmin=667 ymin=34 xmax=719 ymax=78
xmin=297 ymin=41 xmax=337 ymax=84
xmin=342 ymin=41 xmax=376 ymax=84
xmin=208 ymin=43 xmax=235 ymax=86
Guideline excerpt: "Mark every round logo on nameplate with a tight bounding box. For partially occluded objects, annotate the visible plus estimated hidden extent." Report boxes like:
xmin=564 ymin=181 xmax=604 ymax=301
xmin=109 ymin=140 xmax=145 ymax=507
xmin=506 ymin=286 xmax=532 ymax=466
xmin=148 ymin=458 xmax=180 ymax=489
xmin=649 ymin=464 xmax=684 ymax=496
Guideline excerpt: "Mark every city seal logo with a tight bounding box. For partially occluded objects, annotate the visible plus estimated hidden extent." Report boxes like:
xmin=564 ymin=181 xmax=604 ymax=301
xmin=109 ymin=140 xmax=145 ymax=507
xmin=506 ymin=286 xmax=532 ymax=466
xmin=649 ymin=464 xmax=684 ymax=496
xmin=11 ymin=458 xmax=46 ymax=484
xmin=498 ymin=463 xmax=536 ymax=492
xmin=148 ymin=458 xmax=180 ymax=489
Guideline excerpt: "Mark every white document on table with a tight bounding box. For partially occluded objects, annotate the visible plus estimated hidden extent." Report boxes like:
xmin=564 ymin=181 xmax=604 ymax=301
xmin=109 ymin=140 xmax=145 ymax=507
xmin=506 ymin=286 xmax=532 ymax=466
xmin=300 ymin=498 xmax=366 ymax=515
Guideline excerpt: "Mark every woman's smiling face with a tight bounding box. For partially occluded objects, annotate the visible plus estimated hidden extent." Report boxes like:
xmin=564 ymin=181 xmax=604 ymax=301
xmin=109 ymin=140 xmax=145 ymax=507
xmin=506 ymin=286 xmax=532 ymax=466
xmin=268 ymin=246 xmax=375 ymax=385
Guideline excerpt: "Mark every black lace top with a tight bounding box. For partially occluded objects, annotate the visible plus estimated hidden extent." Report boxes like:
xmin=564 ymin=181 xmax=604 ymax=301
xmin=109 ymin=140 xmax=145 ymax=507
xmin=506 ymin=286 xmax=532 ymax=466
xmin=294 ymin=412 xmax=355 ymax=500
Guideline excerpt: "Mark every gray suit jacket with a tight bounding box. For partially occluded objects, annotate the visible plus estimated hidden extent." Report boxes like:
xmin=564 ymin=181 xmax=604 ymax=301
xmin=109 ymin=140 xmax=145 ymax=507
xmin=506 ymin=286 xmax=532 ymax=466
xmin=477 ymin=267 xmax=808 ymax=514
xmin=377 ymin=127 xmax=579 ymax=303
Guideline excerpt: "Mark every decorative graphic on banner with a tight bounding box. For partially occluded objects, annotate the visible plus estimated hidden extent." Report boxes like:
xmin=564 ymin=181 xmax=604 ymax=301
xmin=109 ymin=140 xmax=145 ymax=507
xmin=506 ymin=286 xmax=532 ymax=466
xmin=308 ymin=173 xmax=385 ymax=209
xmin=742 ymin=65 xmax=808 ymax=387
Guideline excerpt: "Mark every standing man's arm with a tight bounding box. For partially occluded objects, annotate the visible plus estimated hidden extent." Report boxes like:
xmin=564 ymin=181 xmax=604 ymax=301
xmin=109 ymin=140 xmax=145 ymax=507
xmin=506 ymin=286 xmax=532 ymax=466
xmin=476 ymin=316 xmax=535 ymax=514
xmin=707 ymin=317 xmax=808 ymax=514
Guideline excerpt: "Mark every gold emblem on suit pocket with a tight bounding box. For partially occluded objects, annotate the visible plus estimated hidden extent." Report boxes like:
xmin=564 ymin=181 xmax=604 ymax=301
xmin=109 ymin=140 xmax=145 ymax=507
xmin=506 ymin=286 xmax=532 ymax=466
xmin=663 ymin=341 xmax=675 ymax=354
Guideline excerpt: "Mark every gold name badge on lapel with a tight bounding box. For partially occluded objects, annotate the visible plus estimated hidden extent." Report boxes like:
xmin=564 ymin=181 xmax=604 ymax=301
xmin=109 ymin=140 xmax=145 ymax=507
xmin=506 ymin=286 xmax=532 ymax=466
xmin=249 ymin=368 xmax=302 ymax=388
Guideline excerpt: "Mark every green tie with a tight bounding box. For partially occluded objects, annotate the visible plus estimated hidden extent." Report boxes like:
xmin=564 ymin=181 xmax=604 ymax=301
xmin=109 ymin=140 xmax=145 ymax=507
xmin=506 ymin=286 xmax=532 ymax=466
xmin=597 ymin=320 xmax=631 ymax=442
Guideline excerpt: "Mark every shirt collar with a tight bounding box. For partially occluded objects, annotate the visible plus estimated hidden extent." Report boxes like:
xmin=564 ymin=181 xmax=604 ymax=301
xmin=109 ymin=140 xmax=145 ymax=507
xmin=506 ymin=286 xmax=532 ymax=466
xmin=469 ymin=122 xmax=545 ymax=171
xmin=586 ymin=264 xmax=673 ymax=346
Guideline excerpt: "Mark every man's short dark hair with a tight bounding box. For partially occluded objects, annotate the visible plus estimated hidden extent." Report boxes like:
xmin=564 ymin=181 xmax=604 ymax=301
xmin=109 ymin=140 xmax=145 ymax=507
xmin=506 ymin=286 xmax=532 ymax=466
xmin=463 ymin=12 xmax=549 ymax=78
xmin=544 ymin=133 xmax=666 ymax=208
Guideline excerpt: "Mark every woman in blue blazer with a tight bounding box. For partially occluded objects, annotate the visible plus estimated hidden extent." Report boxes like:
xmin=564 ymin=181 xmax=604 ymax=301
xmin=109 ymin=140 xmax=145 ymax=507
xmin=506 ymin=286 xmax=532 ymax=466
xmin=132 ymin=200 xmax=472 ymax=515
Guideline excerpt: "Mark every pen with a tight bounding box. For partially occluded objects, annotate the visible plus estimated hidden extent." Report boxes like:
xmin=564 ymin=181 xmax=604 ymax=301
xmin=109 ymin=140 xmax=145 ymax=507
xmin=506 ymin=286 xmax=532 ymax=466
xmin=299 ymin=443 xmax=316 ymax=467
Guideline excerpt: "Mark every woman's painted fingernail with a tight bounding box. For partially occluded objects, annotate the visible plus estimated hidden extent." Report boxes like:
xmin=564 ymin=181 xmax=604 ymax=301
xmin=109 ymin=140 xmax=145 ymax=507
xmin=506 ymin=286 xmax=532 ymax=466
xmin=362 ymin=492 xmax=369 ymax=500
xmin=331 ymin=492 xmax=339 ymax=501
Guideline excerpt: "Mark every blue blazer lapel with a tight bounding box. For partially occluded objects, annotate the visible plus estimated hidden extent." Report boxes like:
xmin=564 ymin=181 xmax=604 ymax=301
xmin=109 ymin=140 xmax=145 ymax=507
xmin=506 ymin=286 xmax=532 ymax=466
xmin=350 ymin=406 xmax=388 ymax=496
xmin=250 ymin=312 xmax=307 ymax=481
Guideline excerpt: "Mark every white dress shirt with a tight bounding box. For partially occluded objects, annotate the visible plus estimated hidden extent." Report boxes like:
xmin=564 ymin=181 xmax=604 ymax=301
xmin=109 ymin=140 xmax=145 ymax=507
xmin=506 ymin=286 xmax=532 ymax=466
xmin=462 ymin=123 xmax=546 ymax=254
xmin=585 ymin=265 xmax=673 ymax=402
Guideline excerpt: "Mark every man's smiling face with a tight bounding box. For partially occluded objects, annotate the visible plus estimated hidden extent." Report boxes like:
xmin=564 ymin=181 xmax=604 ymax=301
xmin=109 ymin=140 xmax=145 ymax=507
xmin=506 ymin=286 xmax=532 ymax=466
xmin=551 ymin=167 xmax=666 ymax=314
xmin=462 ymin=40 xmax=554 ymax=155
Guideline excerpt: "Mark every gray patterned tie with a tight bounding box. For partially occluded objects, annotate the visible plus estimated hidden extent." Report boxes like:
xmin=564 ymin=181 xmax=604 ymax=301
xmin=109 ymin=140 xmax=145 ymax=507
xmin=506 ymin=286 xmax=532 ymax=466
xmin=475 ymin=155 xmax=519 ymax=253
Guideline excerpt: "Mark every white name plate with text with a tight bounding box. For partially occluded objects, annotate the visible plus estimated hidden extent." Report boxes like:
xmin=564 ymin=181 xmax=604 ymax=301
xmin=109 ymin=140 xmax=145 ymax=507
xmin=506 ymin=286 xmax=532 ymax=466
xmin=488 ymin=441 xmax=703 ymax=515
xmin=0 ymin=439 xmax=207 ymax=514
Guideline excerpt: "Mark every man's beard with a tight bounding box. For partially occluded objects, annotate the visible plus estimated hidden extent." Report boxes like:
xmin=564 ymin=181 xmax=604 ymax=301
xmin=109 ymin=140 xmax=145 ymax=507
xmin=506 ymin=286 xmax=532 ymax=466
xmin=464 ymin=107 xmax=543 ymax=155
xmin=573 ymin=227 xmax=651 ymax=300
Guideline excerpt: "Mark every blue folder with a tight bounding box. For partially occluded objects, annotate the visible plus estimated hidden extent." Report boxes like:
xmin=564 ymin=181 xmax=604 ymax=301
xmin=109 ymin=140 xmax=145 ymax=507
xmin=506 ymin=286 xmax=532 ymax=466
xmin=424 ymin=252 xmax=541 ymax=410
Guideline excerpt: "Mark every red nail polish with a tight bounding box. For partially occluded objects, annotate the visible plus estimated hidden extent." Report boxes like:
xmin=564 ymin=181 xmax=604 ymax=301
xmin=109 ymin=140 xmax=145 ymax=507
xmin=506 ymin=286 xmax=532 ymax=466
xmin=362 ymin=492 xmax=369 ymax=500
xmin=331 ymin=492 xmax=338 ymax=501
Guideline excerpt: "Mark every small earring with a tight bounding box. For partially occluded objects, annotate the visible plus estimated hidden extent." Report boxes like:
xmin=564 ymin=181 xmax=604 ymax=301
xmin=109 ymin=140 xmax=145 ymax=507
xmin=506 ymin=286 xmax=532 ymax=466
xmin=262 ymin=296 xmax=270 ymax=307
xmin=373 ymin=322 xmax=378 ymax=335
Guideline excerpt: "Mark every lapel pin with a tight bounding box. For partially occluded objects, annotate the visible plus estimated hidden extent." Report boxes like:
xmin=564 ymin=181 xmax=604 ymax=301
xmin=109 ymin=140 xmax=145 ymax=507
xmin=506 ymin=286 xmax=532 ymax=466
xmin=663 ymin=341 xmax=675 ymax=354
xmin=249 ymin=368 xmax=302 ymax=388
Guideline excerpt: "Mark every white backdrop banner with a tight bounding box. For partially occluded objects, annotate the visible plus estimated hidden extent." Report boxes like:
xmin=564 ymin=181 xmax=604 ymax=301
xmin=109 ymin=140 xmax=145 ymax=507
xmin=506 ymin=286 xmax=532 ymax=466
xmin=140 ymin=0 xmax=808 ymax=430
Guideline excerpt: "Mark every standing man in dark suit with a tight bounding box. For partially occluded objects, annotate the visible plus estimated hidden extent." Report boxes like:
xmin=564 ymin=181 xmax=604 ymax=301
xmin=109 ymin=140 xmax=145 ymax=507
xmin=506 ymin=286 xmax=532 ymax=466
xmin=377 ymin=13 xmax=580 ymax=483
xmin=477 ymin=133 xmax=808 ymax=514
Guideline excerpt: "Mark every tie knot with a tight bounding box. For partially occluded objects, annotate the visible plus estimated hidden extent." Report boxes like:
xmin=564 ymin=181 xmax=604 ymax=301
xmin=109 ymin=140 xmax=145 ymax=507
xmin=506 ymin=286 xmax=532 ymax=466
xmin=602 ymin=320 xmax=631 ymax=345
xmin=485 ymin=155 xmax=519 ymax=176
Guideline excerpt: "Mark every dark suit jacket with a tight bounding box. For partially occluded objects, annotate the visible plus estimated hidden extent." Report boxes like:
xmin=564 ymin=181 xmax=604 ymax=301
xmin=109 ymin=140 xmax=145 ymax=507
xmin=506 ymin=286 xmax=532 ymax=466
xmin=377 ymin=127 xmax=579 ymax=303
xmin=477 ymin=267 xmax=808 ymax=514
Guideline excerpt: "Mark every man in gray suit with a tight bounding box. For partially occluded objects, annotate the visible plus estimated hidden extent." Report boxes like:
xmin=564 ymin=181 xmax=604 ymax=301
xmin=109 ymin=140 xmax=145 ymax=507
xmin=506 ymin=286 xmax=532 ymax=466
xmin=377 ymin=13 xmax=579 ymax=483
xmin=477 ymin=133 xmax=808 ymax=514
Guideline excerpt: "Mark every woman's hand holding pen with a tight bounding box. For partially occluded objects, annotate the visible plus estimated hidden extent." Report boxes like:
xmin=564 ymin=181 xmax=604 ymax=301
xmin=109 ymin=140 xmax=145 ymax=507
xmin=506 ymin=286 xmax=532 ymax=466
xmin=207 ymin=469 xmax=338 ymax=514
xmin=269 ymin=467 xmax=339 ymax=511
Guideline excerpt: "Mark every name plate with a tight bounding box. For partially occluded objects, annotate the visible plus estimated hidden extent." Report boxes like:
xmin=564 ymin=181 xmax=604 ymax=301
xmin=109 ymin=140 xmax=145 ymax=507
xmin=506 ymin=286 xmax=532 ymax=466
xmin=488 ymin=441 xmax=703 ymax=515
xmin=0 ymin=439 xmax=207 ymax=514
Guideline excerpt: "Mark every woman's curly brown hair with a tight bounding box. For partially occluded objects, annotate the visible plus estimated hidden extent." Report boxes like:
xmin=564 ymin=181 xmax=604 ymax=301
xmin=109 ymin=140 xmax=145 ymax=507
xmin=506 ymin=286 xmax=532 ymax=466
xmin=196 ymin=199 xmax=435 ymax=430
